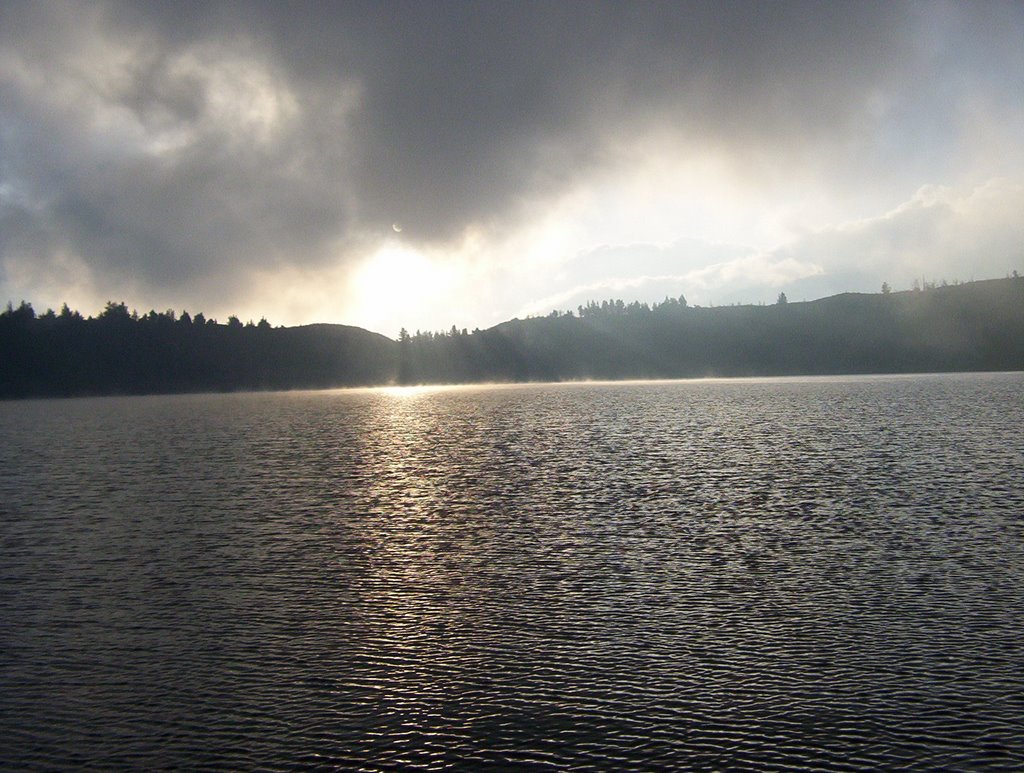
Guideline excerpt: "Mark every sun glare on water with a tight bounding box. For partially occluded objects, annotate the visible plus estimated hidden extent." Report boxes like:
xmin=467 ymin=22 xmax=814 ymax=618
xmin=375 ymin=384 xmax=441 ymax=398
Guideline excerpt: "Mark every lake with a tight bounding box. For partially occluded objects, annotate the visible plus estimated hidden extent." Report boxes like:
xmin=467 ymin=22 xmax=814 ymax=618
xmin=2 ymin=373 xmax=1024 ymax=770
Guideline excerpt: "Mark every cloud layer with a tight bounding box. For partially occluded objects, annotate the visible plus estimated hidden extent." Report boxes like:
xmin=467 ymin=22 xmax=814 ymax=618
xmin=2 ymin=1 xmax=1022 ymax=331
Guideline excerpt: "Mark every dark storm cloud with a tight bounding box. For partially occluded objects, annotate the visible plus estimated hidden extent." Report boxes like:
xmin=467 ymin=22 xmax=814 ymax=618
xmin=239 ymin=0 xmax=918 ymax=236
xmin=1 ymin=0 xmax=1021 ymax=308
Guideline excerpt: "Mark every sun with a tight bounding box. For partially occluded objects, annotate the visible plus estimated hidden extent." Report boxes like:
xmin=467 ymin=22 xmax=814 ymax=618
xmin=349 ymin=243 xmax=453 ymax=333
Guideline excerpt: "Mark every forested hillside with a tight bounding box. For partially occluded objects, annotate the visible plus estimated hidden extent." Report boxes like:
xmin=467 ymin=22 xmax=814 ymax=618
xmin=398 ymin=277 xmax=1024 ymax=383
xmin=0 ymin=303 xmax=395 ymax=398
xmin=2 ymin=277 xmax=1023 ymax=398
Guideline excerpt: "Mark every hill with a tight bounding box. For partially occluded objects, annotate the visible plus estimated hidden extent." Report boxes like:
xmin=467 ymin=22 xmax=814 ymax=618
xmin=2 ymin=277 xmax=1022 ymax=398
xmin=397 ymin=277 xmax=1024 ymax=383
xmin=0 ymin=305 xmax=395 ymax=398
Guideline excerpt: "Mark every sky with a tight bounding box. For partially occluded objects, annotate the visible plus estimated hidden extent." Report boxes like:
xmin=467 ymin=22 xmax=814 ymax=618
xmin=2 ymin=1 xmax=1023 ymax=337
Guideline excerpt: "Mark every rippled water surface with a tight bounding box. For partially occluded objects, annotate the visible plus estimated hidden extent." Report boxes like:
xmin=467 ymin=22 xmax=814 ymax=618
xmin=3 ymin=373 xmax=1024 ymax=770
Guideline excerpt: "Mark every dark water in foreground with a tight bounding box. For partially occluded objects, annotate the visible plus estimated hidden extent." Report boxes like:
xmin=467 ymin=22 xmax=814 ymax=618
xmin=2 ymin=373 xmax=1024 ymax=770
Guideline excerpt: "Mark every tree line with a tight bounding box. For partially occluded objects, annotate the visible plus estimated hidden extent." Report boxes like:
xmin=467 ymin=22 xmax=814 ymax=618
xmin=2 ymin=276 xmax=1023 ymax=398
xmin=1 ymin=301 xmax=394 ymax=398
xmin=395 ymin=277 xmax=1024 ymax=384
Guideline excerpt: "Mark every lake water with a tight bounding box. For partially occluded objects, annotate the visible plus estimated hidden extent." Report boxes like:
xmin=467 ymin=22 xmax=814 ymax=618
xmin=2 ymin=373 xmax=1024 ymax=770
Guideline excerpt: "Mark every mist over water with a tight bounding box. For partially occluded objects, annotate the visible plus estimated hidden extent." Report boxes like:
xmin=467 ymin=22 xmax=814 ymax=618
xmin=2 ymin=374 xmax=1024 ymax=769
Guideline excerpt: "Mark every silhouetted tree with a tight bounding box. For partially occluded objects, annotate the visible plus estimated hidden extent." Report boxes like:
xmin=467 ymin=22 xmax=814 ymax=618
xmin=59 ymin=303 xmax=81 ymax=322
xmin=397 ymin=327 xmax=412 ymax=384
xmin=100 ymin=301 xmax=130 ymax=321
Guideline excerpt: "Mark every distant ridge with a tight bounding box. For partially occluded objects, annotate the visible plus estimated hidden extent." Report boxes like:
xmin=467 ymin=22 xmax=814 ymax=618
xmin=396 ymin=276 xmax=1024 ymax=384
xmin=0 ymin=308 xmax=395 ymax=398
xmin=2 ymin=277 xmax=1023 ymax=398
